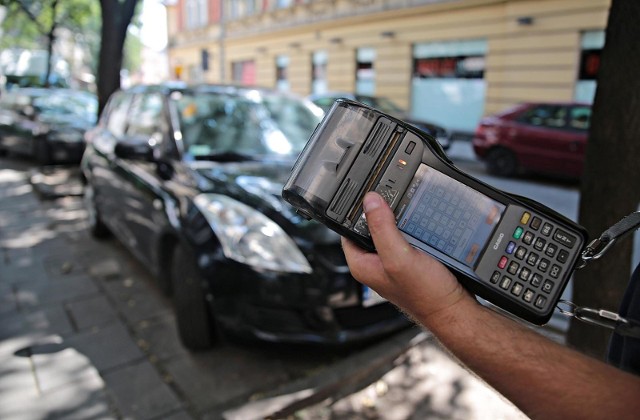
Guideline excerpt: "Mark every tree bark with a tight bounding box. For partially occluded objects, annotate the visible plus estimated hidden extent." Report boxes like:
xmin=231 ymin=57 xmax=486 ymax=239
xmin=44 ymin=0 xmax=59 ymax=87
xmin=567 ymin=0 xmax=640 ymax=359
xmin=97 ymin=0 xmax=139 ymax=116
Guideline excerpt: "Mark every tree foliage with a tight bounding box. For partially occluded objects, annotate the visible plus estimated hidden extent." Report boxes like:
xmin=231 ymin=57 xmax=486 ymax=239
xmin=0 ymin=0 xmax=99 ymax=85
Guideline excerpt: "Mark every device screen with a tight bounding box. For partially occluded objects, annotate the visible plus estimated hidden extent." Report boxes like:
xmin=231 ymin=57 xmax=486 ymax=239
xmin=396 ymin=164 xmax=505 ymax=268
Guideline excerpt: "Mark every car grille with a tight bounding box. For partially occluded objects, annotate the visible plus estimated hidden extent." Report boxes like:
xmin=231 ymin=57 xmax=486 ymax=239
xmin=244 ymin=306 xmax=306 ymax=332
xmin=334 ymin=303 xmax=404 ymax=329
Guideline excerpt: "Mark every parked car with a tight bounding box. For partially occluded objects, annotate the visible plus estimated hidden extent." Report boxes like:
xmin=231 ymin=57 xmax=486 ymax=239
xmin=472 ymin=102 xmax=591 ymax=178
xmin=81 ymin=83 xmax=411 ymax=351
xmin=308 ymin=92 xmax=452 ymax=150
xmin=0 ymin=88 xmax=97 ymax=164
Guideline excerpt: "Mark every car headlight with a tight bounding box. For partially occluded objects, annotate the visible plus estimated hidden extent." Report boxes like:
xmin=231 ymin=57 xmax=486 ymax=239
xmin=50 ymin=130 xmax=84 ymax=143
xmin=194 ymin=193 xmax=312 ymax=274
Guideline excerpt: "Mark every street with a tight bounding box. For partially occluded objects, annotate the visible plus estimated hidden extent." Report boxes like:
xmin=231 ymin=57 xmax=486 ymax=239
xmin=1 ymin=141 xmax=636 ymax=419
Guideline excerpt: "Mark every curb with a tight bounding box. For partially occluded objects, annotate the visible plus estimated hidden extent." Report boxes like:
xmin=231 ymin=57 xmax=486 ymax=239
xmin=223 ymin=327 xmax=432 ymax=420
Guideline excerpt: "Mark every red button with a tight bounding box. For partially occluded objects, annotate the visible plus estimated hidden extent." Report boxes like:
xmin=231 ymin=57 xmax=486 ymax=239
xmin=498 ymin=256 xmax=508 ymax=269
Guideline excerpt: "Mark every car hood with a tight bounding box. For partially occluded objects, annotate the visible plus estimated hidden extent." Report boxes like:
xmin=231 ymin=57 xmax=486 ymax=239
xmin=189 ymin=159 xmax=342 ymax=245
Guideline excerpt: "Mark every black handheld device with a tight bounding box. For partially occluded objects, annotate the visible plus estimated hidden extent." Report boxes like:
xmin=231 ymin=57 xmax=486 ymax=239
xmin=282 ymin=99 xmax=588 ymax=325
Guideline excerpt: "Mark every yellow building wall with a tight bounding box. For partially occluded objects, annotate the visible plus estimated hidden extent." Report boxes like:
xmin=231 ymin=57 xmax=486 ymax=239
xmin=167 ymin=0 xmax=611 ymax=116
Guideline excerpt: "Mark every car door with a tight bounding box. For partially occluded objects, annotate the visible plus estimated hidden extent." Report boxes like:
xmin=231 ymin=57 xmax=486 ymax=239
xmin=87 ymin=91 xmax=134 ymax=236
xmin=511 ymin=104 xmax=583 ymax=176
xmin=564 ymin=105 xmax=590 ymax=177
xmin=111 ymin=92 xmax=170 ymax=266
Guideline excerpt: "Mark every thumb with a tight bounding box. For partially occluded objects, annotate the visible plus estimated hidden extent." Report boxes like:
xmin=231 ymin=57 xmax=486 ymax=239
xmin=363 ymin=192 xmax=414 ymax=263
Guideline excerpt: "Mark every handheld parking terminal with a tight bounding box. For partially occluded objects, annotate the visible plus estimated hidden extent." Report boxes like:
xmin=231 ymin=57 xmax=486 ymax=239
xmin=282 ymin=99 xmax=589 ymax=325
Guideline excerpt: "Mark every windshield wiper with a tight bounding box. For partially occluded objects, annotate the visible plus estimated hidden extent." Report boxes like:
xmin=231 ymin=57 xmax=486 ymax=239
xmin=193 ymin=151 xmax=256 ymax=162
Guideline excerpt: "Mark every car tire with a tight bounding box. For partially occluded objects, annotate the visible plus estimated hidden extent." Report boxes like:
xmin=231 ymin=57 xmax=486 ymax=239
xmin=83 ymin=183 xmax=111 ymax=238
xmin=172 ymin=243 xmax=217 ymax=351
xmin=486 ymin=148 xmax=518 ymax=177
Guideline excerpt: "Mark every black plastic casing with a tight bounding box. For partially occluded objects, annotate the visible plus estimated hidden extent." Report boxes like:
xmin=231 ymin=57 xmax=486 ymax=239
xmin=283 ymin=99 xmax=589 ymax=325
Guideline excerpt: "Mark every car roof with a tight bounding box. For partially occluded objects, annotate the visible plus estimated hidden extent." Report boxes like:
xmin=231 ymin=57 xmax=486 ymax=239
xmin=124 ymin=83 xmax=302 ymax=99
xmin=519 ymin=101 xmax=591 ymax=107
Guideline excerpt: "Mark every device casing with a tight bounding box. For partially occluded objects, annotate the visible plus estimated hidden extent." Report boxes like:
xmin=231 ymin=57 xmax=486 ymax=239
xmin=283 ymin=99 xmax=588 ymax=325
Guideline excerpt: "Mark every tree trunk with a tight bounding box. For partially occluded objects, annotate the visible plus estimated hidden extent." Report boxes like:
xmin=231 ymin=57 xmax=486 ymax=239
xmin=44 ymin=27 xmax=55 ymax=87
xmin=97 ymin=0 xmax=139 ymax=116
xmin=567 ymin=0 xmax=640 ymax=359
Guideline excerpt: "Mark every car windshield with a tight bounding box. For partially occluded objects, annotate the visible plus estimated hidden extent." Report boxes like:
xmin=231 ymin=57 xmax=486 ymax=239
xmin=32 ymin=90 xmax=98 ymax=123
xmin=175 ymin=91 xmax=322 ymax=159
xmin=356 ymin=95 xmax=405 ymax=115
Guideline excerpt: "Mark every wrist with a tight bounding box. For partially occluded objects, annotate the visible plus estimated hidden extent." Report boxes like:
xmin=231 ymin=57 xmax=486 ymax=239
xmin=416 ymin=284 xmax=479 ymax=331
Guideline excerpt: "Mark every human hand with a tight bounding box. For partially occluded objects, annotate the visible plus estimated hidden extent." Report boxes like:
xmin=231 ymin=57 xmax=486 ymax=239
xmin=342 ymin=192 xmax=476 ymax=325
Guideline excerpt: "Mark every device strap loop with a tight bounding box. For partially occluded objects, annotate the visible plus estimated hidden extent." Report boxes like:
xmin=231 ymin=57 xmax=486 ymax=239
xmin=578 ymin=211 xmax=640 ymax=269
xmin=557 ymin=299 xmax=640 ymax=339
xmin=557 ymin=211 xmax=640 ymax=337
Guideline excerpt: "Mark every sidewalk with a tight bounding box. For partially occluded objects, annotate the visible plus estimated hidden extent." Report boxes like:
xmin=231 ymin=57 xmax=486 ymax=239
xmin=0 ymin=157 xmax=530 ymax=420
xmin=0 ymin=163 xmax=116 ymax=419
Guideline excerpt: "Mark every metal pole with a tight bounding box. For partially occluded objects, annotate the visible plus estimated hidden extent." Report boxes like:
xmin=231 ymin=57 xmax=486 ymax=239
xmin=219 ymin=0 xmax=226 ymax=82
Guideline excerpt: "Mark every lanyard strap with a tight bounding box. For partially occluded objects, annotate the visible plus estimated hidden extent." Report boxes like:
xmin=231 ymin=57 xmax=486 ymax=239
xmin=558 ymin=211 xmax=640 ymax=338
xmin=578 ymin=211 xmax=640 ymax=269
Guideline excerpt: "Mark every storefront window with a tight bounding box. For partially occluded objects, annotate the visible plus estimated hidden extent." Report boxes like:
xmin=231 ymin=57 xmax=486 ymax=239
xmin=411 ymin=39 xmax=487 ymax=134
xmin=311 ymin=50 xmax=328 ymax=95
xmin=356 ymin=48 xmax=376 ymax=95
xmin=232 ymin=60 xmax=256 ymax=85
xmin=276 ymin=55 xmax=290 ymax=91
xmin=575 ymin=31 xmax=605 ymax=103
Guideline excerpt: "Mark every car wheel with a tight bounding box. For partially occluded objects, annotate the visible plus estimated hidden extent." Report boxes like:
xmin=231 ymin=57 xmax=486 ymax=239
xmin=83 ymin=183 xmax=111 ymax=238
xmin=172 ymin=243 xmax=217 ymax=351
xmin=486 ymin=148 xmax=518 ymax=177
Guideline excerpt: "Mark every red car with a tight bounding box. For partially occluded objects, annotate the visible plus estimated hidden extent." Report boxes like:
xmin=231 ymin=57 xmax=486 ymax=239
xmin=472 ymin=102 xmax=591 ymax=178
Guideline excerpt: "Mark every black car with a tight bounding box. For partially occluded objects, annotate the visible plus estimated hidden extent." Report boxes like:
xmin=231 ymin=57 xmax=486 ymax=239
xmin=307 ymin=92 xmax=452 ymax=150
xmin=0 ymin=88 xmax=97 ymax=164
xmin=81 ymin=83 xmax=410 ymax=350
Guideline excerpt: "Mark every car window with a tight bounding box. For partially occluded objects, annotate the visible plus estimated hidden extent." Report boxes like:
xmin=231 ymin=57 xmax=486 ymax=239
xmin=126 ymin=93 xmax=166 ymax=140
xmin=175 ymin=92 xmax=321 ymax=158
xmin=105 ymin=93 xmax=133 ymax=137
xmin=312 ymin=97 xmax=338 ymax=110
xmin=518 ymin=105 xmax=567 ymax=129
xmin=569 ymin=106 xmax=591 ymax=130
xmin=32 ymin=91 xmax=97 ymax=123
xmin=357 ymin=95 xmax=405 ymax=114
xmin=261 ymin=95 xmax=321 ymax=146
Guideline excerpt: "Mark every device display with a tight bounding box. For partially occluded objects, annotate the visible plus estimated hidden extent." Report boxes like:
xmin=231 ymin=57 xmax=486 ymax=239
xmin=396 ymin=164 xmax=505 ymax=268
xmin=283 ymin=99 xmax=588 ymax=325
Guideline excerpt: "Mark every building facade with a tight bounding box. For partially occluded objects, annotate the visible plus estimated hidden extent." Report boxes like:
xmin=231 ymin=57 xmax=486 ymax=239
xmin=165 ymin=0 xmax=609 ymax=134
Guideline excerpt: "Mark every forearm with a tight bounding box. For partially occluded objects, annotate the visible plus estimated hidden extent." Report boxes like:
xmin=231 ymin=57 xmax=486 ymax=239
xmin=421 ymin=298 xmax=640 ymax=420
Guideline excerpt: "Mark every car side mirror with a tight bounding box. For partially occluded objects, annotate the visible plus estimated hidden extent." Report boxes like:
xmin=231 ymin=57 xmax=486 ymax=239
xmin=114 ymin=139 xmax=154 ymax=161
